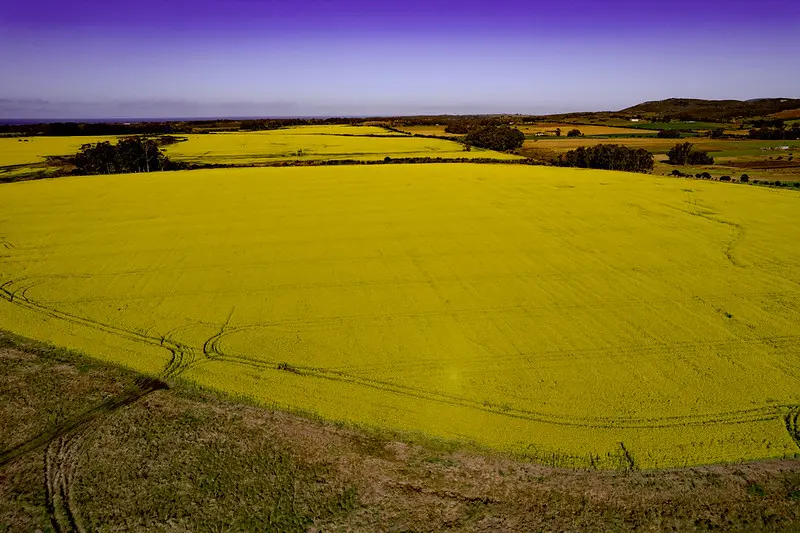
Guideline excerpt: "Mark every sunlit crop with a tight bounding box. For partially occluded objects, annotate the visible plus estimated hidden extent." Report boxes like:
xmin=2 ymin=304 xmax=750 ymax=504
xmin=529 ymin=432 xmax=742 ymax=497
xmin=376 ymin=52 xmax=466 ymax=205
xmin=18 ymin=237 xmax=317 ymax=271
xmin=1 ymin=164 xmax=799 ymax=468
xmin=162 ymin=125 xmax=519 ymax=164
xmin=0 ymin=135 xmax=122 ymax=167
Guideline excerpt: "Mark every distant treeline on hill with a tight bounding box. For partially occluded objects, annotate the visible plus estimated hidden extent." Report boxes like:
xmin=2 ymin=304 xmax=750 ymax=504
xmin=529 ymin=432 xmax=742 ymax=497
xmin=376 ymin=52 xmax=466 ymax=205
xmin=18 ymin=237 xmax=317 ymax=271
xmin=622 ymin=98 xmax=800 ymax=122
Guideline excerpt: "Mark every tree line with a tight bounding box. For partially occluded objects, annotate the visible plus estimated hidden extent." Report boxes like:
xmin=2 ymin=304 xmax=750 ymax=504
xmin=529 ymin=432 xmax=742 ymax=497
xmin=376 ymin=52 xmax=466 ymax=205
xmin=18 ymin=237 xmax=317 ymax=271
xmin=747 ymin=124 xmax=800 ymax=140
xmin=556 ymin=145 xmax=654 ymax=173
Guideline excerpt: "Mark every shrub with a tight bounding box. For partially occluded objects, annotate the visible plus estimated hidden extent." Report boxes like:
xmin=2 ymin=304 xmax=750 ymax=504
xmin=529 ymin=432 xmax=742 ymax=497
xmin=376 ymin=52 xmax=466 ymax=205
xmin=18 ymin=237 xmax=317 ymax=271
xmin=567 ymin=129 xmax=582 ymax=137
xmin=775 ymin=181 xmax=783 ymax=187
xmin=719 ymin=175 xmax=731 ymax=182
xmin=794 ymin=182 xmax=800 ymax=188
xmin=701 ymin=172 xmax=712 ymax=179
xmin=672 ymin=169 xmax=683 ymax=176
xmin=657 ymin=129 xmax=681 ymax=139
xmin=688 ymin=150 xmax=714 ymax=165
xmin=740 ymin=174 xmax=750 ymax=183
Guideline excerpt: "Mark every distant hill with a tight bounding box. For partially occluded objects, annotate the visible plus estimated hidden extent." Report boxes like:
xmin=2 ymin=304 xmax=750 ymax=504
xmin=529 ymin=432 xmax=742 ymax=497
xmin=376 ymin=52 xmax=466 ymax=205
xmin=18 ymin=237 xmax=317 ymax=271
xmin=621 ymin=98 xmax=800 ymax=122
xmin=770 ymin=107 xmax=800 ymax=119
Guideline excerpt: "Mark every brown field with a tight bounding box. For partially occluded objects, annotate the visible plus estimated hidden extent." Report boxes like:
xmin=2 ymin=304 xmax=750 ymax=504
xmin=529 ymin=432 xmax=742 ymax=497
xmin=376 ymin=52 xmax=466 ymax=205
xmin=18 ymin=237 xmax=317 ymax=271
xmin=770 ymin=108 xmax=800 ymax=119
xmin=396 ymin=124 xmax=647 ymax=137
xmin=517 ymin=123 xmax=648 ymax=136
xmin=394 ymin=125 xmax=460 ymax=137
xmin=522 ymin=136 xmax=699 ymax=153
xmin=523 ymin=137 xmax=800 ymax=183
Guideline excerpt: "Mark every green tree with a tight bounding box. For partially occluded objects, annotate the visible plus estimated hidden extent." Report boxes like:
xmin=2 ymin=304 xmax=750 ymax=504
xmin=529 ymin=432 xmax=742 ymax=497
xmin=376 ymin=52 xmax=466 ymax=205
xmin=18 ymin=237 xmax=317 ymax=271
xmin=556 ymin=144 xmax=654 ymax=173
xmin=657 ymin=129 xmax=681 ymax=139
xmin=463 ymin=125 xmax=525 ymax=151
xmin=72 ymin=137 xmax=174 ymax=175
xmin=666 ymin=142 xmax=714 ymax=165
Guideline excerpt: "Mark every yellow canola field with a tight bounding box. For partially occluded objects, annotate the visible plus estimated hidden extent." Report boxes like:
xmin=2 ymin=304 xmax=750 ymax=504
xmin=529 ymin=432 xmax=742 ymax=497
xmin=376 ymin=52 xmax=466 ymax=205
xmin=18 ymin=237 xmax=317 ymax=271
xmin=1 ymin=164 xmax=799 ymax=468
xmin=163 ymin=126 xmax=518 ymax=164
xmin=0 ymin=135 xmax=121 ymax=167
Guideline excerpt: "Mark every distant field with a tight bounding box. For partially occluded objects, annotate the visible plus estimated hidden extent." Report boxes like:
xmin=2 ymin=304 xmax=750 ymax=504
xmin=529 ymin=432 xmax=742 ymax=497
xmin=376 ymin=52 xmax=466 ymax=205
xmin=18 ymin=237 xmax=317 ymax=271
xmin=518 ymin=124 xmax=647 ymax=136
xmin=163 ymin=125 xmax=516 ymax=164
xmin=0 ymin=126 xmax=516 ymax=178
xmin=396 ymin=124 xmax=647 ymax=137
xmin=1 ymin=164 xmax=799 ymax=469
xmin=523 ymin=136 xmax=694 ymax=154
xmin=524 ymin=137 xmax=800 ymax=181
xmin=525 ymin=136 xmax=799 ymax=155
xmin=394 ymin=125 xmax=459 ymax=137
xmin=0 ymin=135 xmax=120 ymax=167
xmin=770 ymin=108 xmax=800 ymax=120
xmin=628 ymin=121 xmax=730 ymax=131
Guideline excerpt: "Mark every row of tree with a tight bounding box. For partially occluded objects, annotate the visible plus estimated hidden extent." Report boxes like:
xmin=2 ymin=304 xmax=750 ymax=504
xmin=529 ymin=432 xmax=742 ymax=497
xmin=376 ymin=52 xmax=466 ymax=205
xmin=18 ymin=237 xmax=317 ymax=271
xmin=443 ymin=118 xmax=499 ymax=134
xmin=556 ymin=145 xmax=654 ymax=173
xmin=747 ymin=125 xmax=800 ymax=140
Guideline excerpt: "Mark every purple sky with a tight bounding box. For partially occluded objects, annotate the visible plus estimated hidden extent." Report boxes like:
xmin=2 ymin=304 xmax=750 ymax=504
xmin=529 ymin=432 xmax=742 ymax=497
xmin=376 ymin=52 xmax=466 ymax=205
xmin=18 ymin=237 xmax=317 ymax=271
xmin=1 ymin=0 xmax=798 ymax=118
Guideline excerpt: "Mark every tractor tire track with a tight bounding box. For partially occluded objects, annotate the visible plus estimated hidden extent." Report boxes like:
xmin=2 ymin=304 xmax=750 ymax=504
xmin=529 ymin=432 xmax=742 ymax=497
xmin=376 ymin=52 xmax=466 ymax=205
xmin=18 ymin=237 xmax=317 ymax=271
xmin=44 ymin=431 xmax=90 ymax=533
xmin=0 ymin=377 xmax=166 ymax=532
xmin=0 ymin=377 xmax=167 ymax=467
xmin=786 ymin=406 xmax=800 ymax=451
xmin=1 ymin=275 xmax=795 ymax=436
xmin=678 ymin=204 xmax=745 ymax=268
xmin=2 ymin=273 xmax=796 ymax=431
xmin=0 ymin=277 xmax=195 ymax=380
xmin=202 ymin=327 xmax=795 ymax=430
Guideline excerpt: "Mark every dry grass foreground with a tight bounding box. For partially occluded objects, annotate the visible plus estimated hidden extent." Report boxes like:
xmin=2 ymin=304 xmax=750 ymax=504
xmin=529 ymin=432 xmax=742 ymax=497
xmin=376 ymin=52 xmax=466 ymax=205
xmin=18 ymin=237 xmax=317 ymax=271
xmin=1 ymin=331 xmax=799 ymax=532
xmin=1 ymin=164 xmax=800 ymax=469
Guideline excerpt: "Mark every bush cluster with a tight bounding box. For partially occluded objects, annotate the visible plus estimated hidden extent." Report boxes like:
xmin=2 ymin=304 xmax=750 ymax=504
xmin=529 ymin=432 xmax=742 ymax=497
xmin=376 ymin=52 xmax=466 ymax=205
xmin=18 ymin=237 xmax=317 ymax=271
xmin=657 ymin=129 xmax=681 ymax=139
xmin=72 ymin=137 xmax=179 ymax=175
xmin=666 ymin=142 xmax=714 ymax=165
xmin=463 ymin=125 xmax=525 ymax=151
